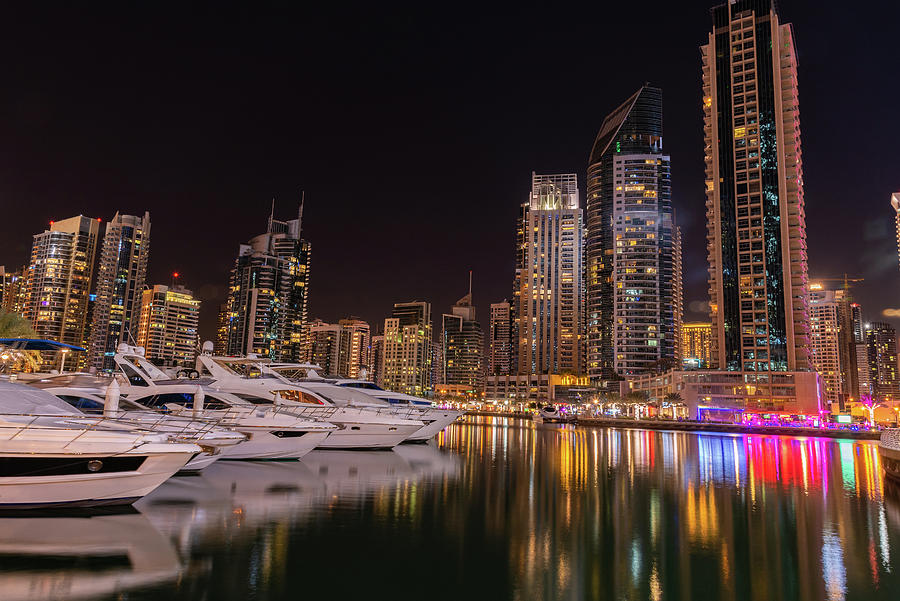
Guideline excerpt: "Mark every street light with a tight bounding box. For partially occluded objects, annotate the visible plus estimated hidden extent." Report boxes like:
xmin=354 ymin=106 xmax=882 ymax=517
xmin=59 ymin=348 xmax=70 ymax=374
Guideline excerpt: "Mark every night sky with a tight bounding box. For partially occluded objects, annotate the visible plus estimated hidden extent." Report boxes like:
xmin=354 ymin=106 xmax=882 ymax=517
xmin=1 ymin=1 xmax=898 ymax=342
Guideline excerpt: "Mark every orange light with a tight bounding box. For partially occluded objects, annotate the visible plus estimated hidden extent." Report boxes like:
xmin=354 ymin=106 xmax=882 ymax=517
xmin=173 ymin=272 xmax=180 ymax=278
xmin=49 ymin=221 xmax=54 ymax=226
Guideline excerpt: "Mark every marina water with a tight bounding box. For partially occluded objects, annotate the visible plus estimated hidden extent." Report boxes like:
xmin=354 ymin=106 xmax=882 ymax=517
xmin=5 ymin=415 xmax=899 ymax=600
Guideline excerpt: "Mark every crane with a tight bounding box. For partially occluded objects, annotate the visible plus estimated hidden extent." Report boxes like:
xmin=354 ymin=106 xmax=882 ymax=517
xmin=808 ymin=275 xmax=864 ymax=299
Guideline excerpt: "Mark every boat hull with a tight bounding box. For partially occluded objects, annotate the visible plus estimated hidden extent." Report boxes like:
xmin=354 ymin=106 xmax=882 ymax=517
xmin=0 ymin=451 xmax=194 ymax=508
xmin=318 ymin=422 xmax=422 ymax=450
xmin=405 ymin=411 xmax=461 ymax=442
xmin=220 ymin=430 xmax=331 ymax=460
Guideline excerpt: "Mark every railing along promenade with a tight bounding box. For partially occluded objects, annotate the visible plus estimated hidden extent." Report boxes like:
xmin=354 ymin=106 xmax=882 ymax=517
xmin=463 ymin=409 xmax=881 ymax=440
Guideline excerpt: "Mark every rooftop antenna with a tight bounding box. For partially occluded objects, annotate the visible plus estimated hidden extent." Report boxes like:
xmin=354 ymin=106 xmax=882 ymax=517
xmin=297 ymin=190 xmax=305 ymax=238
xmin=268 ymin=197 xmax=276 ymax=232
xmin=468 ymin=270 xmax=473 ymax=299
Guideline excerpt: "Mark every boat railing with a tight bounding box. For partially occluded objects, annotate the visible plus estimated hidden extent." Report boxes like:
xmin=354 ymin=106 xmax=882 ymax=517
xmin=268 ymin=404 xmax=339 ymax=421
xmin=0 ymin=413 xmax=156 ymax=448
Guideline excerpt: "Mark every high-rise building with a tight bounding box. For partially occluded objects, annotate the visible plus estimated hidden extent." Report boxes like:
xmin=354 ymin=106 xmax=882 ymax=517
xmin=702 ymin=0 xmax=810 ymax=372
xmin=440 ymin=284 xmax=484 ymax=397
xmin=891 ymin=193 xmax=900 ymax=271
xmin=214 ymin=303 xmax=228 ymax=355
xmin=308 ymin=319 xmax=341 ymax=374
xmin=306 ymin=317 xmax=370 ymax=378
xmin=223 ymin=207 xmax=311 ymax=361
xmin=837 ymin=294 xmax=863 ymax=403
xmin=514 ymin=173 xmax=583 ymax=375
xmin=861 ymin=322 xmax=899 ymax=402
xmin=0 ymin=266 xmax=28 ymax=315
xmin=808 ymin=285 xmax=843 ymax=405
xmin=489 ymin=300 xmax=513 ymax=376
xmin=22 ymin=216 xmax=101 ymax=367
xmin=370 ymin=334 xmax=385 ymax=385
xmin=136 ymin=284 xmax=200 ymax=366
xmin=382 ymin=301 xmax=432 ymax=396
xmin=681 ymin=323 xmax=712 ymax=369
xmin=338 ymin=318 xmax=371 ymax=379
xmin=89 ymin=212 xmax=151 ymax=371
xmin=586 ymin=85 xmax=681 ymax=380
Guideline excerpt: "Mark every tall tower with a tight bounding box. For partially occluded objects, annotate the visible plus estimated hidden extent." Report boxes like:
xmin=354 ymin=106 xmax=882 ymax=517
xmin=23 ymin=216 xmax=101 ymax=366
xmin=136 ymin=284 xmax=200 ymax=367
xmin=489 ymin=300 xmax=513 ymax=376
xmin=514 ymin=173 xmax=583 ymax=375
xmin=382 ymin=301 xmax=433 ymax=396
xmin=441 ymin=279 xmax=485 ymax=396
xmin=702 ymin=0 xmax=809 ymax=372
xmin=891 ymin=193 xmax=900 ymax=271
xmin=861 ymin=322 xmax=900 ymax=402
xmin=808 ymin=285 xmax=843 ymax=405
xmin=338 ymin=318 xmax=371 ymax=379
xmin=89 ymin=212 xmax=151 ymax=370
xmin=586 ymin=85 xmax=681 ymax=381
xmin=224 ymin=206 xmax=311 ymax=361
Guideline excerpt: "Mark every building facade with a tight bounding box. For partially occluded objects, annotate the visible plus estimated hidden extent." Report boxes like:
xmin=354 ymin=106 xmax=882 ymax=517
xmin=489 ymin=300 xmax=513 ymax=376
xmin=892 ymin=193 xmax=900 ymax=271
xmin=88 ymin=212 xmax=151 ymax=371
xmin=586 ymin=85 xmax=681 ymax=382
xmin=222 ymin=208 xmax=311 ymax=362
xmin=0 ymin=266 xmax=28 ymax=315
xmin=514 ymin=173 xmax=583 ymax=376
xmin=681 ymin=323 xmax=713 ymax=369
xmin=861 ymin=322 xmax=899 ymax=403
xmin=382 ymin=301 xmax=432 ymax=396
xmin=369 ymin=335 xmax=385 ymax=385
xmin=307 ymin=317 xmax=371 ymax=378
xmin=308 ymin=319 xmax=341 ymax=374
xmin=22 ymin=216 xmax=100 ymax=367
xmin=808 ymin=285 xmax=843 ymax=405
xmin=135 ymin=284 xmax=200 ymax=366
xmin=702 ymin=0 xmax=810 ymax=373
xmin=440 ymin=289 xmax=484 ymax=398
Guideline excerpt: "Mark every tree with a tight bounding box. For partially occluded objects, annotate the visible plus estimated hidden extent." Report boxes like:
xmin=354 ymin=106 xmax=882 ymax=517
xmin=663 ymin=392 xmax=684 ymax=405
xmin=859 ymin=394 xmax=883 ymax=428
xmin=0 ymin=312 xmax=35 ymax=338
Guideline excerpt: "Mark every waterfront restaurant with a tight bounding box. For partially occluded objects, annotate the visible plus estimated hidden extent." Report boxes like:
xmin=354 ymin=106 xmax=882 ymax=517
xmin=485 ymin=374 xmax=598 ymax=410
xmin=621 ymin=369 xmax=825 ymax=424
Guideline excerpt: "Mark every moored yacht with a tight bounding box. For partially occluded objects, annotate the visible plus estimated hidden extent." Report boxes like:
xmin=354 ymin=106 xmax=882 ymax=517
xmin=268 ymin=363 xmax=461 ymax=442
xmin=0 ymin=381 xmax=199 ymax=508
xmin=119 ymin=345 xmax=424 ymax=450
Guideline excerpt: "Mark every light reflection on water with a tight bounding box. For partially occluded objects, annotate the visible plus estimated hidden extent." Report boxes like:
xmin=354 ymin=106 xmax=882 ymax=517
xmin=3 ymin=416 xmax=900 ymax=600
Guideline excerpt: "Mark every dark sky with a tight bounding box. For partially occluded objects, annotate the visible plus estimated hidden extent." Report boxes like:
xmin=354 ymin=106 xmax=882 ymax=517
xmin=1 ymin=1 xmax=898 ymax=341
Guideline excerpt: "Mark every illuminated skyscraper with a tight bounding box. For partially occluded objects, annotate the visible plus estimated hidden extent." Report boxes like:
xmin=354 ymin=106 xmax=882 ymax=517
xmin=586 ymin=85 xmax=681 ymax=381
xmin=223 ymin=206 xmax=311 ymax=361
xmin=88 ymin=212 xmax=151 ymax=371
xmin=382 ymin=301 xmax=432 ymax=396
xmin=514 ymin=173 xmax=583 ymax=375
xmin=891 ymin=193 xmax=900 ymax=271
xmin=370 ymin=334 xmax=385 ymax=385
xmin=440 ymin=283 xmax=484 ymax=397
xmin=808 ymin=285 xmax=843 ymax=404
xmin=0 ymin=266 xmax=28 ymax=315
xmin=23 ymin=216 xmax=101 ymax=367
xmin=136 ymin=284 xmax=200 ymax=367
xmin=702 ymin=0 xmax=809 ymax=372
xmin=861 ymin=322 xmax=899 ymax=402
xmin=308 ymin=319 xmax=341 ymax=374
xmin=308 ymin=317 xmax=371 ymax=378
xmin=489 ymin=300 xmax=513 ymax=376
xmin=681 ymin=323 xmax=712 ymax=369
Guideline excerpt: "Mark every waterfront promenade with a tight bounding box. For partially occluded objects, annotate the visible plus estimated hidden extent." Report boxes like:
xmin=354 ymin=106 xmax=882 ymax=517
xmin=464 ymin=410 xmax=881 ymax=440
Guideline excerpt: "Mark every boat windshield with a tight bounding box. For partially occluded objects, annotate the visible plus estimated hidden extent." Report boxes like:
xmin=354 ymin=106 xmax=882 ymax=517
xmin=213 ymin=359 xmax=279 ymax=380
xmin=339 ymin=382 xmax=384 ymax=391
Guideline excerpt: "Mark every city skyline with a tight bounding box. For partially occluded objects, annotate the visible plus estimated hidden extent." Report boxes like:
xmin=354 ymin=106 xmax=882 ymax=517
xmin=0 ymin=2 xmax=897 ymax=346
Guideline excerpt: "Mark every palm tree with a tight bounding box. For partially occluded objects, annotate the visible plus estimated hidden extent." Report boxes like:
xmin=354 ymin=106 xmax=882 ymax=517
xmin=0 ymin=311 xmax=35 ymax=338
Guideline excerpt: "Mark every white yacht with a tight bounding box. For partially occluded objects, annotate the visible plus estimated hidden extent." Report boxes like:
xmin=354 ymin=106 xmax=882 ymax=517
xmin=26 ymin=375 xmax=247 ymax=471
xmin=0 ymin=381 xmax=199 ymax=508
xmin=268 ymin=363 xmax=462 ymax=442
xmin=119 ymin=345 xmax=424 ymax=450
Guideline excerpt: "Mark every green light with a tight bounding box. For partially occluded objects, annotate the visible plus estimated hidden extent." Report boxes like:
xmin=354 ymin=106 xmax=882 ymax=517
xmin=616 ymin=142 xmax=621 ymax=153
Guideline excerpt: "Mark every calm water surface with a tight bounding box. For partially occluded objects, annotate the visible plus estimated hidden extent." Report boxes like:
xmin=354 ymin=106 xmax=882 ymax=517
xmin=5 ymin=416 xmax=900 ymax=600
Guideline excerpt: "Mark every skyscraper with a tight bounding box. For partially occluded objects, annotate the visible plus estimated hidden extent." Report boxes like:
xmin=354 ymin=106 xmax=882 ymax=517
xmin=338 ymin=317 xmax=371 ymax=379
xmin=681 ymin=323 xmax=712 ymax=369
xmin=223 ymin=206 xmax=311 ymax=361
xmin=440 ymin=282 xmax=484 ymax=397
xmin=23 ymin=216 xmax=100 ymax=367
xmin=891 ymin=193 xmax=900 ymax=271
xmin=586 ymin=85 xmax=681 ymax=381
xmin=702 ymin=0 xmax=809 ymax=372
xmin=369 ymin=334 xmax=385 ymax=385
xmin=861 ymin=322 xmax=899 ymax=403
xmin=0 ymin=266 xmax=28 ymax=315
xmin=489 ymin=300 xmax=513 ymax=376
xmin=514 ymin=173 xmax=583 ymax=375
xmin=836 ymin=293 xmax=863 ymax=403
xmin=136 ymin=284 xmax=200 ymax=366
xmin=382 ymin=301 xmax=432 ymax=396
xmin=88 ymin=212 xmax=151 ymax=371
xmin=808 ymin=285 xmax=843 ymax=405
xmin=308 ymin=319 xmax=341 ymax=374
